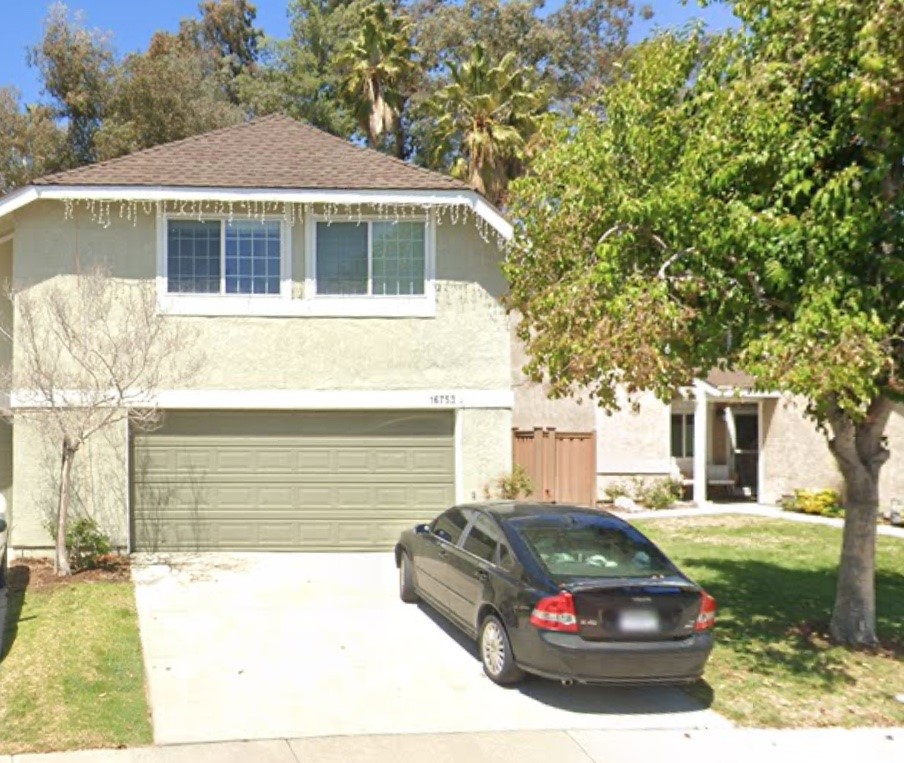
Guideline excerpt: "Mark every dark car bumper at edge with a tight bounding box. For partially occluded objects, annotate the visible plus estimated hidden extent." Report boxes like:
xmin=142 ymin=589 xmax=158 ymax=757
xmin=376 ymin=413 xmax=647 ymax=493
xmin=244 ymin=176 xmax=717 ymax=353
xmin=516 ymin=630 xmax=714 ymax=685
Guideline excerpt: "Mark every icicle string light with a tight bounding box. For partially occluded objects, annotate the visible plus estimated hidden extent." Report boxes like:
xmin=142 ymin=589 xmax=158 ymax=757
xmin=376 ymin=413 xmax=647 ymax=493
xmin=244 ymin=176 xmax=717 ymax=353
xmin=53 ymin=197 xmax=510 ymax=249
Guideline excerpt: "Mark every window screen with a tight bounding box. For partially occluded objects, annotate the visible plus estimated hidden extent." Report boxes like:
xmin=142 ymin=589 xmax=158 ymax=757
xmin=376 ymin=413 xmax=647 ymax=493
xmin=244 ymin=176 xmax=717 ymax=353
xmin=316 ymin=222 xmax=368 ymax=295
xmin=372 ymin=222 xmax=425 ymax=296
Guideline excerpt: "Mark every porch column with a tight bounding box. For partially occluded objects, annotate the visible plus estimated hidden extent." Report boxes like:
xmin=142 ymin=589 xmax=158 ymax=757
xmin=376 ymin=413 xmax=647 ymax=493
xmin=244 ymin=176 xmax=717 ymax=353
xmin=693 ymin=385 xmax=709 ymax=505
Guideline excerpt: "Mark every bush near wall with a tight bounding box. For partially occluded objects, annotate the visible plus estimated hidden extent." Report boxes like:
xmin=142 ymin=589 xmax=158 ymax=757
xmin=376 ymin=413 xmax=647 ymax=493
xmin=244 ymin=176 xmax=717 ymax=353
xmin=781 ymin=489 xmax=844 ymax=518
xmin=604 ymin=476 xmax=683 ymax=510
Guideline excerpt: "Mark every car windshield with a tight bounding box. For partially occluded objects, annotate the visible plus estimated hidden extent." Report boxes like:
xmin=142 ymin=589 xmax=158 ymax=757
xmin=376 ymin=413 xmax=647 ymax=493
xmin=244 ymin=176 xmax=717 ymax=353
xmin=510 ymin=516 xmax=674 ymax=581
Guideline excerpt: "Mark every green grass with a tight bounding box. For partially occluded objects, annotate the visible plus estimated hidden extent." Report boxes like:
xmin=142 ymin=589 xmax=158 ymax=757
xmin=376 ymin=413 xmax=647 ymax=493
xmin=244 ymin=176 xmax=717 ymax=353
xmin=637 ymin=515 xmax=904 ymax=728
xmin=0 ymin=568 xmax=152 ymax=754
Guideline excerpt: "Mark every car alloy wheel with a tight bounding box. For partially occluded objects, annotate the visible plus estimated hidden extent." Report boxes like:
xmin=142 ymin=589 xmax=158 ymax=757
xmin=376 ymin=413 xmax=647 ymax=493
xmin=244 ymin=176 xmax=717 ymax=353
xmin=482 ymin=619 xmax=506 ymax=676
xmin=478 ymin=614 xmax=525 ymax=686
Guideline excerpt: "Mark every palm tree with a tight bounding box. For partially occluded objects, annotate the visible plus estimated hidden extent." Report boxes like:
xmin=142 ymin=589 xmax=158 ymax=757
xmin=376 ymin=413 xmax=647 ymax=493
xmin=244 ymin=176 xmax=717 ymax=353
xmin=427 ymin=44 xmax=547 ymax=206
xmin=337 ymin=1 xmax=415 ymax=151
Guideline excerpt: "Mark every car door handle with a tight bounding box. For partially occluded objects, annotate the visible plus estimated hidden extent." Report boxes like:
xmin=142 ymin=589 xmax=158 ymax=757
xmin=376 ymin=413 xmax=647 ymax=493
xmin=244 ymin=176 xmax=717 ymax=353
xmin=474 ymin=569 xmax=489 ymax=582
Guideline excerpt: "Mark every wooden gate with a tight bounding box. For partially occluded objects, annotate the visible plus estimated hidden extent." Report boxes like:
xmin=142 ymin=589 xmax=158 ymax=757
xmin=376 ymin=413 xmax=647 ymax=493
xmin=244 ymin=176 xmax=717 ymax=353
xmin=512 ymin=428 xmax=597 ymax=506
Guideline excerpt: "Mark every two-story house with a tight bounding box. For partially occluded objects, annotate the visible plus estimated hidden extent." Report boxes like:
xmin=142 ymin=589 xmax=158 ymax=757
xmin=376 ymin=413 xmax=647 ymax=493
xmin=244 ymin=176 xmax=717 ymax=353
xmin=0 ymin=115 xmax=514 ymax=554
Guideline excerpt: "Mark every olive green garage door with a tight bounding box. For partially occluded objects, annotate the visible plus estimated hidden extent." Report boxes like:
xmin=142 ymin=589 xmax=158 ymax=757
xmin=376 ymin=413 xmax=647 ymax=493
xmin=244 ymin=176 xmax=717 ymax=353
xmin=131 ymin=410 xmax=454 ymax=551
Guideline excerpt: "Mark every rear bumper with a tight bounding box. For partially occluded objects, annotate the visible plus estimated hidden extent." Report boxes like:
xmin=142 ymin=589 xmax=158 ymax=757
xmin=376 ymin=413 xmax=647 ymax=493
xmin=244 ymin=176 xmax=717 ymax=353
xmin=516 ymin=630 xmax=714 ymax=685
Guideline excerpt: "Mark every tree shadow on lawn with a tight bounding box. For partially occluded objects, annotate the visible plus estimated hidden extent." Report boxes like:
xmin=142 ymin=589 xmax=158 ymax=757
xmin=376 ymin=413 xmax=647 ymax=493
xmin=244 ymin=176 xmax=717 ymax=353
xmin=682 ymin=556 xmax=904 ymax=687
xmin=1 ymin=564 xmax=31 ymax=663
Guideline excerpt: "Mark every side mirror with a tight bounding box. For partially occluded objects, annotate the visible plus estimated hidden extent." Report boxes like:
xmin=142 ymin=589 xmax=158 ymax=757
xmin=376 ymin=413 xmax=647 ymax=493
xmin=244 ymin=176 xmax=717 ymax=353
xmin=415 ymin=523 xmax=430 ymax=536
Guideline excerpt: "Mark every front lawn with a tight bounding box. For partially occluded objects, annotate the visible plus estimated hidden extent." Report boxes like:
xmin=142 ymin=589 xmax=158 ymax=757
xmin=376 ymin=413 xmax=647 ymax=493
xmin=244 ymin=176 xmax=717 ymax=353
xmin=0 ymin=559 xmax=152 ymax=754
xmin=637 ymin=515 xmax=904 ymax=728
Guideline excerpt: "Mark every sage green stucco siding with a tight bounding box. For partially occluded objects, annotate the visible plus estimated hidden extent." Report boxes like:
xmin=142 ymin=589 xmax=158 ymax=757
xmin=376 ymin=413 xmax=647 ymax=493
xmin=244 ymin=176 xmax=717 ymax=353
xmin=7 ymin=201 xmax=512 ymax=550
xmin=11 ymin=202 xmax=510 ymax=392
xmin=132 ymin=410 xmax=454 ymax=551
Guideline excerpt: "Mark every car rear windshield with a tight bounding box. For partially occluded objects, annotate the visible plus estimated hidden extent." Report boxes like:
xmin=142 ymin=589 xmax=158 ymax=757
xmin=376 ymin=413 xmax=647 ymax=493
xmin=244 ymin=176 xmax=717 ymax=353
xmin=509 ymin=516 xmax=674 ymax=581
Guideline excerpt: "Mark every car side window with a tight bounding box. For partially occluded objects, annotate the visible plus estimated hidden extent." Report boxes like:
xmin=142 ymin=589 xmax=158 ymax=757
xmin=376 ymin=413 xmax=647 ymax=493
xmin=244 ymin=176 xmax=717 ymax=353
xmin=496 ymin=543 xmax=517 ymax=572
xmin=431 ymin=509 xmax=469 ymax=544
xmin=462 ymin=514 xmax=503 ymax=563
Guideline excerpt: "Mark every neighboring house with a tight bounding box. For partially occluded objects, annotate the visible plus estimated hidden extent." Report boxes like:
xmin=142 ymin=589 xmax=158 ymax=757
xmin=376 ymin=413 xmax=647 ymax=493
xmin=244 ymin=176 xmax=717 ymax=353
xmin=594 ymin=370 xmax=904 ymax=507
xmin=0 ymin=115 xmax=515 ymax=554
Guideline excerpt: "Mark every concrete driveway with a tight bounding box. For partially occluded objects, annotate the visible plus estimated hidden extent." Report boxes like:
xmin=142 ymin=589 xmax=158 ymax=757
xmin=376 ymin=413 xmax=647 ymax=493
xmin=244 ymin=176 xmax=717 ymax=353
xmin=131 ymin=553 xmax=729 ymax=745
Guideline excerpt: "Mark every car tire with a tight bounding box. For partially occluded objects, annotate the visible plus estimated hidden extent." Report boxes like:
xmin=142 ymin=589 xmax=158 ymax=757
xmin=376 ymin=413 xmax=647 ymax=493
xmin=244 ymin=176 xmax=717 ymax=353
xmin=479 ymin=614 xmax=525 ymax=686
xmin=398 ymin=551 xmax=419 ymax=603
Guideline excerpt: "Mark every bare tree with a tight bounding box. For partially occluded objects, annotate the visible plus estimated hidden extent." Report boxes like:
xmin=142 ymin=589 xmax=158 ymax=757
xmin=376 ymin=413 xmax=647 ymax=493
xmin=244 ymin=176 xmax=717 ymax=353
xmin=0 ymin=265 xmax=201 ymax=575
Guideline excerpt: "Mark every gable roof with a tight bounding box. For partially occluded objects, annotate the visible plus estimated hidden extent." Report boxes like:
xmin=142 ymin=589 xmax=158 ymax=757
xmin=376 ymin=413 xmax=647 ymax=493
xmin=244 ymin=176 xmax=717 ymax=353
xmin=32 ymin=115 xmax=469 ymax=192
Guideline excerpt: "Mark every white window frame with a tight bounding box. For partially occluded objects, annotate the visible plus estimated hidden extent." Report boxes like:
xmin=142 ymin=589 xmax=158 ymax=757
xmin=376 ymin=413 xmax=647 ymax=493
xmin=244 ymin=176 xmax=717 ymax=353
xmin=304 ymin=212 xmax=437 ymax=318
xmin=157 ymin=213 xmax=292 ymax=316
xmin=156 ymin=210 xmax=437 ymax=317
xmin=670 ymin=411 xmax=695 ymax=459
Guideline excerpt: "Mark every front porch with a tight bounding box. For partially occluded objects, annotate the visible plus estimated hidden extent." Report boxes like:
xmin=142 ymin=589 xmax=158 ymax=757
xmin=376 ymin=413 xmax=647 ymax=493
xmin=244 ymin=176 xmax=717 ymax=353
xmin=671 ymin=378 xmax=774 ymax=505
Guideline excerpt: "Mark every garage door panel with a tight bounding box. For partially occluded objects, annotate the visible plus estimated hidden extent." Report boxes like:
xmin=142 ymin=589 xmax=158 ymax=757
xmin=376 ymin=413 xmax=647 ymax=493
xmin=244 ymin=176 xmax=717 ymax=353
xmin=132 ymin=410 xmax=455 ymax=551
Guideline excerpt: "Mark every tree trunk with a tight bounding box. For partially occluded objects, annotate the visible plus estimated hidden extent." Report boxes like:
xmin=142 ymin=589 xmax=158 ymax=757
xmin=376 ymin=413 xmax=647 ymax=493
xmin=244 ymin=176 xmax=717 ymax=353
xmin=55 ymin=436 xmax=78 ymax=577
xmin=826 ymin=396 xmax=893 ymax=646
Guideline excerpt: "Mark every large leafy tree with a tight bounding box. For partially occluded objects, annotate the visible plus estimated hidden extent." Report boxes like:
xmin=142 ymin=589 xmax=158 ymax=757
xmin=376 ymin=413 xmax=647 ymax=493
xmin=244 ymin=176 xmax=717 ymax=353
xmin=427 ymin=45 xmax=547 ymax=204
xmin=0 ymin=88 xmax=67 ymax=194
xmin=337 ymin=1 xmax=416 ymax=151
xmin=94 ymin=40 xmax=244 ymax=162
xmin=26 ymin=2 xmax=115 ymax=166
xmin=505 ymin=0 xmax=903 ymax=646
xmin=410 ymin=0 xmax=637 ymax=102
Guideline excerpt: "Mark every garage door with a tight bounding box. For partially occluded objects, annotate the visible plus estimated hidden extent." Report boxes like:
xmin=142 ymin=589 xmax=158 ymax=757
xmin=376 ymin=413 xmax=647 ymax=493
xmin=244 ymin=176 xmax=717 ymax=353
xmin=131 ymin=410 xmax=454 ymax=551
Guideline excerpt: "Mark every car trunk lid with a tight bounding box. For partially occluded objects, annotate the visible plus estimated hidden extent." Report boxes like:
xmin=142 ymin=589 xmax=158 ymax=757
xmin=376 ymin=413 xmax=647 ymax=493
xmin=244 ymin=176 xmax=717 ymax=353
xmin=565 ymin=578 xmax=702 ymax=641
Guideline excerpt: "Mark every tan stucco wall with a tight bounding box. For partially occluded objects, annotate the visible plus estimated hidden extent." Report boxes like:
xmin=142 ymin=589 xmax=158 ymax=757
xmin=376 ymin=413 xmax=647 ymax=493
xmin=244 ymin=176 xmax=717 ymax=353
xmin=460 ymin=408 xmax=514 ymax=502
xmin=6 ymin=200 xmax=513 ymax=548
xmin=11 ymin=201 xmax=511 ymax=391
xmin=10 ymin=416 xmax=128 ymax=551
xmin=511 ymin=317 xmax=596 ymax=431
xmin=762 ymin=396 xmax=904 ymax=509
xmin=595 ymin=392 xmax=672 ymax=498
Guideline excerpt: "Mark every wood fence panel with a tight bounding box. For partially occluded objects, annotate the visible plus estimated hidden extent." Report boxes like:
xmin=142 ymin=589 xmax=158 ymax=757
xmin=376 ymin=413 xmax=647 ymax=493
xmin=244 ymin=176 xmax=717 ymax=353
xmin=512 ymin=428 xmax=596 ymax=506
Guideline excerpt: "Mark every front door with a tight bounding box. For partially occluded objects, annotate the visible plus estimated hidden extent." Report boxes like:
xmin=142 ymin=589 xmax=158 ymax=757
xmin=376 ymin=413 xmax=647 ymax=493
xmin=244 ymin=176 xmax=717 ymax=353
xmin=733 ymin=411 xmax=759 ymax=499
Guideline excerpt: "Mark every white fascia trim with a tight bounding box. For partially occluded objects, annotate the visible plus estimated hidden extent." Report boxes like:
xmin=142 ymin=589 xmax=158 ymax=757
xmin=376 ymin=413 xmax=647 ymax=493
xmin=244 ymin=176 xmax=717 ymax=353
xmin=0 ymin=186 xmax=38 ymax=220
xmin=154 ymin=389 xmax=514 ymax=410
xmin=2 ymin=185 xmax=513 ymax=241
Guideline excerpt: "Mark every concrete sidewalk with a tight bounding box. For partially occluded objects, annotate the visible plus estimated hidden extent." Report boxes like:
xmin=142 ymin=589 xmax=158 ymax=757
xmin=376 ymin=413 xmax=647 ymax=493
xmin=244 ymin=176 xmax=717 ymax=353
xmin=5 ymin=728 xmax=904 ymax=763
xmin=618 ymin=502 xmax=904 ymax=538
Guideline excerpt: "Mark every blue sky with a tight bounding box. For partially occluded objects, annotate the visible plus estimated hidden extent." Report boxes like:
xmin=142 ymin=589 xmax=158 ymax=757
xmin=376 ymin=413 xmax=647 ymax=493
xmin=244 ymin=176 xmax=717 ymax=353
xmin=0 ymin=1 xmax=739 ymax=106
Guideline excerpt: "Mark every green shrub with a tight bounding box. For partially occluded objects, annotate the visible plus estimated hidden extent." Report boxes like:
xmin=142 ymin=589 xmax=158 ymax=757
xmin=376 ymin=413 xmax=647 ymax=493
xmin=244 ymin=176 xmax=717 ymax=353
xmin=781 ymin=489 xmax=843 ymax=518
xmin=634 ymin=477 xmax=684 ymax=510
xmin=603 ymin=480 xmax=631 ymax=502
xmin=66 ymin=516 xmax=113 ymax=571
xmin=493 ymin=465 xmax=534 ymax=500
xmin=604 ymin=477 xmax=682 ymax=509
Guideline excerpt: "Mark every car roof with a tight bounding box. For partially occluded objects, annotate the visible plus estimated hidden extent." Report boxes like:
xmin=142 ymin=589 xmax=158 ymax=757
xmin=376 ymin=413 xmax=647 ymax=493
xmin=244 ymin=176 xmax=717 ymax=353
xmin=454 ymin=501 xmax=621 ymax=523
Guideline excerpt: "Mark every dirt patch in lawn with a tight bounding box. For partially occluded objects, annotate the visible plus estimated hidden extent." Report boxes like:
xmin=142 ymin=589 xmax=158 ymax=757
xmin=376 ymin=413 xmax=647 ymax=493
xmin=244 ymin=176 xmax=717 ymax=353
xmin=9 ymin=556 xmax=131 ymax=593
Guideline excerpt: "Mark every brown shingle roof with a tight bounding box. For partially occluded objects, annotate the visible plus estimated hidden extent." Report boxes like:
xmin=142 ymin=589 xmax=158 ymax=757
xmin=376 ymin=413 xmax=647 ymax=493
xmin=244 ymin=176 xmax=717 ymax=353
xmin=33 ymin=115 xmax=469 ymax=192
xmin=705 ymin=369 xmax=757 ymax=389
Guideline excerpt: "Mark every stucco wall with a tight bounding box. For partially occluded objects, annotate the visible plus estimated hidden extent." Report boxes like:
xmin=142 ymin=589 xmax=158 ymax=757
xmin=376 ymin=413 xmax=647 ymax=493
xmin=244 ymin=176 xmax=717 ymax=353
xmin=460 ymin=408 xmax=514 ymax=503
xmin=762 ymin=396 xmax=904 ymax=509
xmin=10 ymin=416 xmax=128 ymax=551
xmin=596 ymin=391 xmax=671 ymax=498
xmin=510 ymin=316 xmax=596 ymax=431
xmin=6 ymin=200 xmax=513 ymax=549
xmin=11 ymin=201 xmax=511 ymax=392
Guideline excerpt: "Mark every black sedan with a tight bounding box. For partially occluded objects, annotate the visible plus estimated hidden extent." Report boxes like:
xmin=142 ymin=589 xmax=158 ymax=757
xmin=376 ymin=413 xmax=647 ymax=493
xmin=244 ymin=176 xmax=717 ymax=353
xmin=395 ymin=502 xmax=715 ymax=686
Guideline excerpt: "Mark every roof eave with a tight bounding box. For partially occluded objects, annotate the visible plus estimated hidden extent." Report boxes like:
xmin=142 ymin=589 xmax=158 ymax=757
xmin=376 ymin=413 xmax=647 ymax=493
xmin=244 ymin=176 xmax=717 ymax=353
xmin=0 ymin=184 xmax=513 ymax=241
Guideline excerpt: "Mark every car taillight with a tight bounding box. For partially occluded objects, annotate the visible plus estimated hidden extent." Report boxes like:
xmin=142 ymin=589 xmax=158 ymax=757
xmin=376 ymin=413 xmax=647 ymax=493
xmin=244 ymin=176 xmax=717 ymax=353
xmin=530 ymin=592 xmax=578 ymax=633
xmin=695 ymin=591 xmax=717 ymax=631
